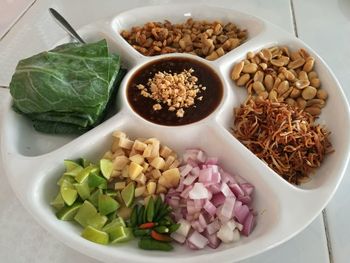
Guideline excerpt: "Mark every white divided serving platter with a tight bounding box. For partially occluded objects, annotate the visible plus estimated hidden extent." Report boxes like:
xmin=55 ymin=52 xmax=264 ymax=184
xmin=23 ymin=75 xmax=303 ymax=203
xmin=1 ymin=4 xmax=350 ymax=263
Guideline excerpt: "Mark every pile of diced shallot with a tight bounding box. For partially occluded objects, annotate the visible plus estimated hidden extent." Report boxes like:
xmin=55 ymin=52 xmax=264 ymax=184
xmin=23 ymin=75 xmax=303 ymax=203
xmin=166 ymin=149 xmax=256 ymax=249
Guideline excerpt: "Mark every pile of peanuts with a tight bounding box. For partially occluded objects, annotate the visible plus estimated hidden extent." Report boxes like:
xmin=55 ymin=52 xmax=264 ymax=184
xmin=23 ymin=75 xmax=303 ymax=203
xmin=231 ymin=46 xmax=328 ymax=116
xmin=121 ymin=18 xmax=247 ymax=60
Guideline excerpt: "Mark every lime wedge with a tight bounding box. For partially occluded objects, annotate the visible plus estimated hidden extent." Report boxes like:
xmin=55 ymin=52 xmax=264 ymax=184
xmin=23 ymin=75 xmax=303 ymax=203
xmin=57 ymin=174 xmax=75 ymax=186
xmin=60 ymin=185 xmax=78 ymax=206
xmin=89 ymin=188 xmax=103 ymax=207
xmin=64 ymin=160 xmax=82 ymax=172
xmin=74 ymin=200 xmax=97 ymax=227
xmin=74 ymin=178 xmax=90 ymax=200
xmin=56 ymin=202 xmax=82 ymax=220
xmin=107 ymin=211 xmax=117 ymax=222
xmin=121 ymin=182 xmax=135 ymax=208
xmin=76 ymin=165 xmax=99 ymax=183
xmin=105 ymin=189 xmax=118 ymax=198
xmin=100 ymin=159 xmax=113 ymax=180
xmin=50 ymin=192 xmax=65 ymax=210
xmin=79 ymin=158 xmax=91 ymax=168
xmin=81 ymin=226 xmax=109 ymax=245
xmin=107 ymin=226 xmax=133 ymax=243
xmin=88 ymin=172 xmax=107 ymax=188
xmin=63 ymin=166 xmax=83 ymax=177
xmin=98 ymin=194 xmax=120 ymax=216
xmin=102 ymin=217 xmax=126 ymax=232
xmin=87 ymin=213 xmax=108 ymax=229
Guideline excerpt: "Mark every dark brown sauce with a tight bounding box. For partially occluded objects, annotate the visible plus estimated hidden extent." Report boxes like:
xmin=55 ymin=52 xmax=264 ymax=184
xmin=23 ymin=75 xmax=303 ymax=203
xmin=127 ymin=57 xmax=223 ymax=126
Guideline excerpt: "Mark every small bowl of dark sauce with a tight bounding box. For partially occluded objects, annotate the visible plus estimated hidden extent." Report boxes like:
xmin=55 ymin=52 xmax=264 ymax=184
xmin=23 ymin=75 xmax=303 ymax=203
xmin=127 ymin=56 xmax=223 ymax=126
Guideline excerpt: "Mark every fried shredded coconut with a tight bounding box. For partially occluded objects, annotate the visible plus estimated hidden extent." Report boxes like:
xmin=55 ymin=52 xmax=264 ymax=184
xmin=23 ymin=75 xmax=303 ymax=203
xmin=137 ymin=68 xmax=205 ymax=118
xmin=233 ymin=99 xmax=333 ymax=184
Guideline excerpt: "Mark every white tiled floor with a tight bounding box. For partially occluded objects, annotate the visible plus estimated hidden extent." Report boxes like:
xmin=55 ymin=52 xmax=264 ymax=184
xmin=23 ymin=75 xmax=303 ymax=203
xmin=294 ymin=0 xmax=350 ymax=262
xmin=2 ymin=0 xmax=348 ymax=262
xmin=0 ymin=0 xmax=35 ymax=38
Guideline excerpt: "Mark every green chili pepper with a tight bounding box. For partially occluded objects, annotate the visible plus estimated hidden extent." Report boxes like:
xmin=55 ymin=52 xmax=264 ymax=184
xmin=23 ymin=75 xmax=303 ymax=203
xmin=168 ymin=223 xmax=180 ymax=233
xmin=154 ymin=225 xmax=169 ymax=234
xmin=154 ymin=196 xmax=162 ymax=216
xmin=138 ymin=206 xmax=145 ymax=225
xmin=155 ymin=206 xmax=172 ymax=222
xmin=138 ymin=237 xmax=173 ymax=251
xmin=130 ymin=206 xmax=138 ymax=227
xmin=133 ymin=229 xmax=151 ymax=237
xmin=146 ymin=196 xmax=155 ymax=222
xmin=159 ymin=218 xmax=171 ymax=226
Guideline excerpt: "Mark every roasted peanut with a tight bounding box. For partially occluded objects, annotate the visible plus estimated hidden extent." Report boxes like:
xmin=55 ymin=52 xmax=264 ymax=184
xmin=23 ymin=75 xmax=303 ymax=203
xmin=264 ymin=74 xmax=274 ymax=91
xmin=288 ymin=58 xmax=305 ymax=69
xmin=231 ymin=61 xmax=244 ymax=80
xmin=269 ymin=89 xmax=278 ymax=101
xmin=253 ymin=81 xmax=265 ymax=94
xmin=295 ymin=79 xmax=310 ymax=90
xmin=254 ymin=71 xmax=264 ymax=83
xmin=310 ymin=78 xmax=321 ymax=88
xmin=303 ymin=57 xmax=315 ymax=72
xmin=317 ymin=89 xmax=328 ymax=100
xmin=302 ymin=86 xmax=317 ymax=100
xmin=236 ymin=73 xmax=250 ymax=86
xmin=242 ymin=63 xmax=258 ymax=74
xmin=277 ymin=80 xmax=290 ymax=95
xmin=304 ymin=106 xmax=321 ymax=116
xmin=297 ymin=97 xmax=307 ymax=109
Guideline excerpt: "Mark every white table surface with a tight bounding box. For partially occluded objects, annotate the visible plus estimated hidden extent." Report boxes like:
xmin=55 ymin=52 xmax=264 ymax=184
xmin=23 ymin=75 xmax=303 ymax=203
xmin=0 ymin=0 xmax=348 ymax=262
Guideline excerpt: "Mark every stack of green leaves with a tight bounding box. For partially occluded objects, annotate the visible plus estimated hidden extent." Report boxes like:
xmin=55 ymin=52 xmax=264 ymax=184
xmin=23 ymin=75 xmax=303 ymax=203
xmin=51 ymin=158 xmax=134 ymax=245
xmin=9 ymin=39 xmax=125 ymax=134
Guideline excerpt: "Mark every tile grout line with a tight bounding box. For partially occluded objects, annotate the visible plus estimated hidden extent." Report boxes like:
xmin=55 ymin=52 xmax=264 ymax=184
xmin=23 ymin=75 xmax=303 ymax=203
xmin=289 ymin=0 xmax=299 ymax=37
xmin=322 ymin=210 xmax=334 ymax=263
xmin=0 ymin=0 xmax=39 ymax=41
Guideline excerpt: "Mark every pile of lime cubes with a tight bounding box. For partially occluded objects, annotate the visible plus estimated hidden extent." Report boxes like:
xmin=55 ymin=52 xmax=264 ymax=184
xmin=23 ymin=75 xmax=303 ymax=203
xmin=51 ymin=158 xmax=135 ymax=244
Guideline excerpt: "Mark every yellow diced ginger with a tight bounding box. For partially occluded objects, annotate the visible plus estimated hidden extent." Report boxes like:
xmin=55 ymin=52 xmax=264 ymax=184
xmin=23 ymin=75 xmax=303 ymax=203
xmin=112 ymin=139 xmax=120 ymax=153
xmin=156 ymin=184 xmax=167 ymax=194
xmin=103 ymin=151 xmax=113 ymax=160
xmin=145 ymin=138 xmax=160 ymax=158
xmin=111 ymin=170 xmax=121 ymax=178
xmin=129 ymin=154 xmax=144 ymax=165
xmin=135 ymin=173 xmax=146 ymax=185
xmin=133 ymin=140 xmax=147 ymax=151
xmin=112 ymin=130 xmax=126 ymax=139
xmin=113 ymin=155 xmax=129 ymax=170
xmin=159 ymin=168 xmax=180 ymax=188
xmin=150 ymin=156 xmax=165 ymax=170
xmin=147 ymin=181 xmax=156 ymax=195
xmin=142 ymin=162 xmax=149 ymax=173
xmin=135 ymin=186 xmax=146 ymax=197
xmin=163 ymin=155 xmax=175 ymax=170
xmin=129 ymin=147 xmax=139 ymax=157
xmin=122 ymin=165 xmax=129 ymax=178
xmin=112 ymin=148 xmax=125 ymax=158
xmin=169 ymin=159 xmax=180 ymax=169
xmin=160 ymin=145 xmax=172 ymax=158
xmin=115 ymin=181 xmax=126 ymax=190
xmin=128 ymin=162 xmax=143 ymax=180
xmin=143 ymin=144 xmax=153 ymax=158
xmin=118 ymin=137 xmax=134 ymax=149
xmin=151 ymin=169 xmax=162 ymax=179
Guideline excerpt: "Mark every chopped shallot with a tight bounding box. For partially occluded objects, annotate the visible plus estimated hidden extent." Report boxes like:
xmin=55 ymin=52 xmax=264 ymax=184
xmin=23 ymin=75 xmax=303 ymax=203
xmin=167 ymin=149 xmax=256 ymax=250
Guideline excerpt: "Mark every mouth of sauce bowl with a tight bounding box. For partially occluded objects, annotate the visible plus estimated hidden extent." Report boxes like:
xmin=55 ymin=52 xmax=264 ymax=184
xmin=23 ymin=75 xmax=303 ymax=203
xmin=126 ymin=56 xmax=223 ymax=126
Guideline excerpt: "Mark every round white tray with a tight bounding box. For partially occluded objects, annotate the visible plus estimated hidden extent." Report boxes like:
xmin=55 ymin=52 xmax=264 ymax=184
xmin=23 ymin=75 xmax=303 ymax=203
xmin=1 ymin=4 xmax=350 ymax=263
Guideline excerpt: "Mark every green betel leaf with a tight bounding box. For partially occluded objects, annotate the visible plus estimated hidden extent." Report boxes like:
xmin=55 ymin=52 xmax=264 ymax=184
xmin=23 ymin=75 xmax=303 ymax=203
xmin=9 ymin=39 xmax=124 ymax=134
